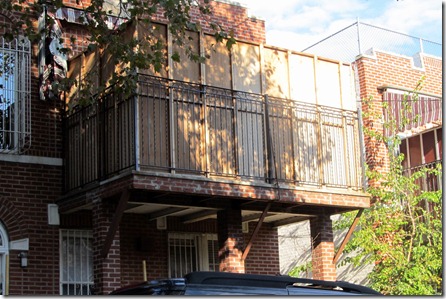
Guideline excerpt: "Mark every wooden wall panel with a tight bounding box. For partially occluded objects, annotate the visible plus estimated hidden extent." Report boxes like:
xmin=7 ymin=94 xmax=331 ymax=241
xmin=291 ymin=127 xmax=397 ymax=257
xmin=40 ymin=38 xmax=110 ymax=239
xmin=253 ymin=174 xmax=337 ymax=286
xmin=232 ymin=43 xmax=261 ymax=93
xmin=207 ymin=95 xmax=236 ymax=175
xmin=66 ymin=50 xmax=99 ymax=103
xmin=316 ymin=59 xmax=341 ymax=108
xmin=294 ymin=117 xmax=319 ymax=184
xmin=139 ymin=95 xmax=170 ymax=169
xmin=268 ymin=102 xmax=295 ymax=181
xmin=173 ymin=91 xmax=203 ymax=172
xmin=172 ymin=31 xmax=200 ymax=82
xmin=204 ymin=35 xmax=231 ymax=89
xmin=101 ymin=47 xmax=115 ymax=88
xmin=137 ymin=22 xmax=168 ymax=78
xmin=66 ymin=54 xmax=82 ymax=102
xmin=340 ymin=64 xmax=356 ymax=111
xmin=289 ymin=54 xmax=316 ymax=104
xmin=263 ymin=48 xmax=289 ymax=98
xmin=236 ymin=98 xmax=265 ymax=178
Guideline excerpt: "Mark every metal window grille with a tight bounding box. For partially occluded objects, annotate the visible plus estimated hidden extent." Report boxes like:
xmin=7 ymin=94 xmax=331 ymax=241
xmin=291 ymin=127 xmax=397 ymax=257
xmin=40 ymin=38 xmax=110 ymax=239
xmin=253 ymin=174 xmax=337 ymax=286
xmin=206 ymin=237 xmax=219 ymax=272
xmin=0 ymin=36 xmax=31 ymax=153
xmin=60 ymin=230 xmax=93 ymax=296
xmin=168 ymin=233 xmax=218 ymax=278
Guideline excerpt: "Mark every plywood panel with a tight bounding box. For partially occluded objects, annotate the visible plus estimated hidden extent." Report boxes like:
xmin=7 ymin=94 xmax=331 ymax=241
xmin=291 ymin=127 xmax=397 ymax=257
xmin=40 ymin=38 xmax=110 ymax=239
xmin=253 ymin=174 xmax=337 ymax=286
xmin=263 ymin=48 xmax=289 ymax=98
xmin=137 ymin=22 xmax=168 ymax=77
xmin=173 ymin=88 xmax=203 ymax=172
xmin=99 ymin=22 xmax=136 ymax=88
xmin=316 ymin=59 xmax=341 ymax=108
xmin=236 ymin=97 xmax=265 ymax=178
xmin=204 ymin=34 xmax=231 ymax=89
xmin=289 ymin=54 xmax=316 ymax=104
xmin=172 ymin=31 xmax=200 ymax=82
xmin=66 ymin=50 xmax=100 ymax=103
xmin=66 ymin=54 xmax=82 ymax=102
xmin=101 ymin=47 xmax=115 ymax=88
xmin=232 ymin=43 xmax=261 ymax=93
xmin=340 ymin=64 xmax=356 ymax=111
xmin=139 ymin=94 xmax=170 ymax=169
xmin=294 ymin=112 xmax=319 ymax=184
xmin=207 ymin=92 xmax=235 ymax=175
xmin=268 ymin=100 xmax=295 ymax=181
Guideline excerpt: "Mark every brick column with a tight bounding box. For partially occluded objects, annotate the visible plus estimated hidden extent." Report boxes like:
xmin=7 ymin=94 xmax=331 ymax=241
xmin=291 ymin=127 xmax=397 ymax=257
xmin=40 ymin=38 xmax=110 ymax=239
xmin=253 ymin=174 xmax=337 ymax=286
xmin=217 ymin=204 xmax=245 ymax=273
xmin=92 ymin=197 xmax=122 ymax=295
xmin=310 ymin=214 xmax=336 ymax=281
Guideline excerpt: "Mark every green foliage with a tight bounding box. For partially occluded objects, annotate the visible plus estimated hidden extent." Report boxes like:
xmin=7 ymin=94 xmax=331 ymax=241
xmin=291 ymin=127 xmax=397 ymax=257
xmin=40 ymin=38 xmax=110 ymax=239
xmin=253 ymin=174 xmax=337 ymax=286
xmin=334 ymin=78 xmax=443 ymax=295
xmin=1 ymin=0 xmax=234 ymax=104
xmin=288 ymin=261 xmax=312 ymax=278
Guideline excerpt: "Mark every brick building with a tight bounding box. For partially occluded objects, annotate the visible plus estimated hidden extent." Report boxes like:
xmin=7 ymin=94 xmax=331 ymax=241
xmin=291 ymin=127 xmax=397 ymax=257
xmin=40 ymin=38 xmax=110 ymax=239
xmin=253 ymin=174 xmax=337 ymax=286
xmin=279 ymin=23 xmax=442 ymax=283
xmin=0 ymin=1 xmax=372 ymax=295
xmin=355 ymin=49 xmax=442 ymax=191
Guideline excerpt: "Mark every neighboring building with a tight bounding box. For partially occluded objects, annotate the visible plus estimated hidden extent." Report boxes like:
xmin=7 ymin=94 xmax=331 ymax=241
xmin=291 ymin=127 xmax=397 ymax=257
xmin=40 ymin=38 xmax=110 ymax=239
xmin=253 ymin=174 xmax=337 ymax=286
xmin=280 ymin=22 xmax=442 ymax=283
xmin=0 ymin=1 xmax=371 ymax=295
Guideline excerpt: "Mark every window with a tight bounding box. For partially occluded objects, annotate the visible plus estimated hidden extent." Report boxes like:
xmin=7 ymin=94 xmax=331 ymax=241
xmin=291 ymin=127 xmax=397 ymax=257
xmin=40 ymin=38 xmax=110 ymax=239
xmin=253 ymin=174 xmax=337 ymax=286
xmin=168 ymin=233 xmax=219 ymax=278
xmin=0 ymin=223 xmax=8 ymax=296
xmin=60 ymin=230 xmax=93 ymax=295
xmin=0 ymin=36 xmax=31 ymax=153
xmin=400 ymin=128 xmax=442 ymax=192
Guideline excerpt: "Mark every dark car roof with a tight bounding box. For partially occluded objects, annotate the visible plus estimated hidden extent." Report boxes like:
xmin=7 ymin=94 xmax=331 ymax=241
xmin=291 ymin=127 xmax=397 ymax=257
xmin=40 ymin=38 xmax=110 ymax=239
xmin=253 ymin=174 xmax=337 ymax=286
xmin=110 ymin=271 xmax=382 ymax=296
xmin=184 ymin=271 xmax=382 ymax=295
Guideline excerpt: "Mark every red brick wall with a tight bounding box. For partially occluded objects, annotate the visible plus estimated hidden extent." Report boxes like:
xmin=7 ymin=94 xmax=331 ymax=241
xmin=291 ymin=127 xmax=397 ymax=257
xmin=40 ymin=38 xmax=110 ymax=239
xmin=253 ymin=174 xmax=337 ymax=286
xmin=0 ymin=11 xmax=65 ymax=296
xmin=61 ymin=0 xmax=265 ymax=60
xmin=120 ymin=214 xmax=169 ymax=284
xmin=118 ymin=213 xmax=280 ymax=285
xmin=0 ymin=161 xmax=62 ymax=295
xmin=355 ymin=51 xmax=442 ymax=185
xmin=244 ymin=223 xmax=280 ymax=275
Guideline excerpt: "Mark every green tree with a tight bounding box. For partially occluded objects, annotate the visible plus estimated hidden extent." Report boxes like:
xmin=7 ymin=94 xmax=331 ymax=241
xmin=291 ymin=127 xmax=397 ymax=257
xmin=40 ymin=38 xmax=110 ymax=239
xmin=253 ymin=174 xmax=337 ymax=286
xmin=0 ymin=0 xmax=234 ymax=102
xmin=334 ymin=79 xmax=442 ymax=295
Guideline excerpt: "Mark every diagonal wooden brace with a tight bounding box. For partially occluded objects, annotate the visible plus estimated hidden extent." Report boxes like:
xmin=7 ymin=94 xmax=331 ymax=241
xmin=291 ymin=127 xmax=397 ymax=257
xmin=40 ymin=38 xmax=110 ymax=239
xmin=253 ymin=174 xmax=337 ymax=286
xmin=242 ymin=202 xmax=271 ymax=261
xmin=333 ymin=208 xmax=363 ymax=264
xmin=101 ymin=189 xmax=130 ymax=259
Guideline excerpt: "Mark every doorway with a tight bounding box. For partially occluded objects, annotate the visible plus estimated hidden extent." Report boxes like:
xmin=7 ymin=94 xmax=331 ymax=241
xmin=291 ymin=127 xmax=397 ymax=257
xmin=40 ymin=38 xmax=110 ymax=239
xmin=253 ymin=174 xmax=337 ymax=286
xmin=0 ymin=222 xmax=9 ymax=295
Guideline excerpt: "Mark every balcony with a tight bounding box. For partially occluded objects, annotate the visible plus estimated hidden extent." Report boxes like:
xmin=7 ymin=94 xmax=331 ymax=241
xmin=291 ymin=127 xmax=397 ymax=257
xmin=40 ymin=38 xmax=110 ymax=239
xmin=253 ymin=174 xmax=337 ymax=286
xmin=64 ymin=74 xmax=364 ymax=194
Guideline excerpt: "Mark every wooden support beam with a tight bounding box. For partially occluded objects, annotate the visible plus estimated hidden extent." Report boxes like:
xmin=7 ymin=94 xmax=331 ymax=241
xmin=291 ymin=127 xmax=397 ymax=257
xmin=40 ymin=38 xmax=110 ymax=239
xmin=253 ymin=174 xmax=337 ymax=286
xmin=147 ymin=207 xmax=188 ymax=221
xmin=101 ymin=189 xmax=130 ymax=259
xmin=271 ymin=215 xmax=313 ymax=228
xmin=333 ymin=209 xmax=364 ymax=264
xmin=242 ymin=202 xmax=271 ymax=261
xmin=181 ymin=209 xmax=217 ymax=224
xmin=242 ymin=212 xmax=275 ymax=223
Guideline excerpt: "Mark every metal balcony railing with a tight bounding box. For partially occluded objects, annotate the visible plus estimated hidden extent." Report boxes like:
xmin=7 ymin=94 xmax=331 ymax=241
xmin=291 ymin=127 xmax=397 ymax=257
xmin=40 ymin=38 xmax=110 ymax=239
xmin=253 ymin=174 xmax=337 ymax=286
xmin=64 ymin=75 xmax=364 ymax=192
xmin=402 ymin=160 xmax=442 ymax=192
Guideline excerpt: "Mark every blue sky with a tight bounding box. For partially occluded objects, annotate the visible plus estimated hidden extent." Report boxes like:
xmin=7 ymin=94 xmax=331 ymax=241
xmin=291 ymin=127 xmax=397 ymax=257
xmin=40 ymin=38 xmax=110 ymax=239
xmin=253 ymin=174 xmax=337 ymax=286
xmin=240 ymin=0 xmax=442 ymax=51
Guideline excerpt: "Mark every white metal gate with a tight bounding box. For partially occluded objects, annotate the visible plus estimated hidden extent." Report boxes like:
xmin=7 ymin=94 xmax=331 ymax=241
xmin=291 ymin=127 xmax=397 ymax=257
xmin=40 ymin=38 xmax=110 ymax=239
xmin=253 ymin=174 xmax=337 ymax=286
xmin=168 ymin=233 xmax=218 ymax=278
xmin=59 ymin=230 xmax=93 ymax=295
